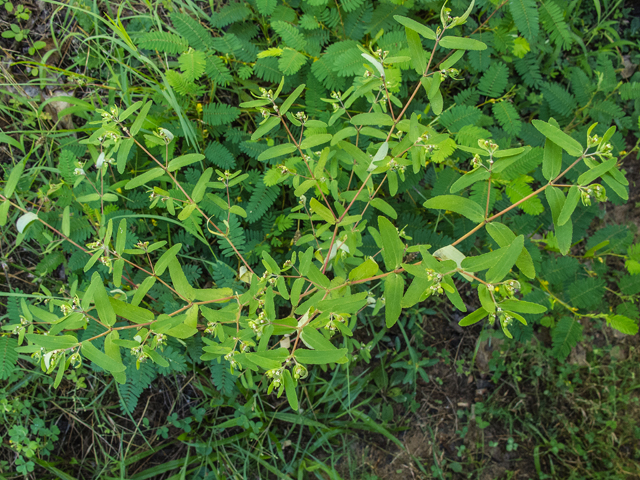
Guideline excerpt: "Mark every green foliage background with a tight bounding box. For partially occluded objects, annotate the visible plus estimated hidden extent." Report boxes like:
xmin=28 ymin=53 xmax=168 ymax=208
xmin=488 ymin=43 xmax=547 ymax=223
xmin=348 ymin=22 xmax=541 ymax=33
xmin=1 ymin=0 xmax=640 ymax=477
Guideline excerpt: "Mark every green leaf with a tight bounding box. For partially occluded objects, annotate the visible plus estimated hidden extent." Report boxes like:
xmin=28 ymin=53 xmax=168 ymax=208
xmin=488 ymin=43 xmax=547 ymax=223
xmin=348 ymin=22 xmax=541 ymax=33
xmin=301 ymin=326 xmax=335 ymax=350
xmin=283 ymin=370 xmax=299 ymax=410
xmin=485 ymin=222 xmax=535 ymax=278
xmin=461 ymin=248 xmax=504 ymax=272
xmin=76 ymin=193 xmax=101 ymax=202
xmin=450 ymin=0 xmax=476 ymax=27
xmin=0 ymin=200 xmax=10 ymax=227
xmin=125 ymin=168 xmax=164 ymax=190
xmin=53 ymin=353 xmax=66 ymax=388
xmin=25 ymin=334 xmax=77 ymax=350
xmin=486 ymin=235 xmax=524 ymax=283
xmin=294 ymin=348 xmax=348 ymax=364
xmin=82 ymin=341 xmax=126 ymax=373
xmin=310 ymin=197 xmax=335 ymax=225
xmin=499 ymin=299 xmax=547 ymax=314
xmin=61 ymin=206 xmax=71 ymax=237
xmin=405 ymin=27 xmax=426 ymax=75
xmin=607 ymin=314 xmax=638 ymax=335
xmin=262 ymin=251 xmax=281 ymax=274
xmin=393 ymin=15 xmax=436 ymax=39
xmin=192 ymin=167 xmax=213 ymax=203
xmin=130 ymin=101 xmax=152 ymax=136
xmin=551 ymin=317 xmax=582 ymax=360
xmin=258 ymin=143 xmax=297 ymax=161
xmin=154 ymin=243 xmax=182 ymax=276
xmin=109 ymin=297 xmax=154 ymax=324
xmin=545 ymin=187 xmax=572 ymax=255
xmin=350 ymin=113 xmax=394 ymax=126
xmin=349 ymin=258 xmax=379 ymax=281
xmin=131 ymin=276 xmax=156 ymax=307
xmin=450 ymin=169 xmax=490 ymax=193
xmin=577 ymin=158 xmax=617 ymax=185
xmin=115 ymin=219 xmax=127 ymax=255
xmin=251 ymin=116 xmax=280 ymax=141
xmin=315 ymin=293 xmax=368 ymax=313
xmin=378 ymin=216 xmax=404 ymax=271
xmin=300 ymin=134 xmax=332 ymax=150
xmin=441 ymin=50 xmax=465 ymax=69
xmin=91 ymin=272 xmax=116 ymax=326
xmin=558 ymin=185 xmax=579 ymax=226
xmin=439 ymin=36 xmax=487 ymax=50
xmin=168 ymin=258 xmax=196 ymax=301
xmin=459 ymin=307 xmax=488 ymax=326
xmin=384 ymin=272 xmax=404 ymax=328
xmin=542 ymin=137 xmax=562 ymax=181
xmin=167 ymin=153 xmax=204 ymax=172
xmin=280 ymin=84 xmax=305 ymax=116
xmin=278 ymin=49 xmax=307 ymax=75
xmin=532 ymin=120 xmax=583 ymax=157
xmin=290 ymin=278 xmax=305 ymax=306
xmin=117 ymin=138 xmax=134 ymax=174
xmin=423 ymin=195 xmax=485 ymax=223
xmin=4 ymin=160 xmax=24 ymax=198
xmin=370 ymin=198 xmax=397 ymax=219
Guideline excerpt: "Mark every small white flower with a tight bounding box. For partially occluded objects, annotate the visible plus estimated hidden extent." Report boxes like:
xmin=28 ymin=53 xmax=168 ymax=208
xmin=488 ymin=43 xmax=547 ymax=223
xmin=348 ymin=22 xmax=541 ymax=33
xmin=95 ymin=152 xmax=106 ymax=169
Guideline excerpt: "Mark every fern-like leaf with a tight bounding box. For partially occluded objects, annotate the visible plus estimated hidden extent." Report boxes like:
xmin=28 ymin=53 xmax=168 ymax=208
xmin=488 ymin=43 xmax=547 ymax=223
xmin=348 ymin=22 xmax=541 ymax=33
xmin=137 ymin=31 xmax=188 ymax=54
xmin=35 ymin=251 xmax=65 ymax=277
xmin=589 ymin=100 xmax=625 ymax=124
xmin=570 ymin=68 xmax=594 ymax=105
xmin=254 ymin=57 xmax=283 ymax=83
xmin=343 ymin=2 xmax=373 ymax=41
xmin=453 ymin=88 xmax=480 ymax=106
xmin=212 ymin=2 xmax=251 ymax=28
xmin=118 ymin=359 xmax=157 ymax=414
xmin=340 ymin=0 xmax=365 ymax=13
xmin=271 ymin=21 xmax=307 ymax=51
xmin=205 ymin=55 xmax=233 ymax=86
xmin=166 ymin=70 xmax=202 ymax=96
xmin=478 ymin=62 xmax=509 ymax=98
xmin=568 ymin=277 xmax=606 ymax=309
xmin=334 ymin=47 xmax=367 ymax=77
xmin=540 ymin=82 xmax=577 ymax=117
xmin=205 ymin=141 xmax=236 ymax=169
xmin=156 ymin=346 xmax=188 ymax=375
xmin=551 ymin=317 xmax=582 ymax=360
xmin=278 ymin=48 xmax=308 ymax=75
xmin=492 ymin=101 xmax=522 ymax=136
xmin=619 ymin=275 xmax=640 ymax=295
xmin=170 ymin=12 xmax=214 ymax=50
xmin=59 ymin=150 xmax=79 ymax=184
xmin=540 ymin=256 xmax=579 ymax=286
xmin=509 ymin=0 xmax=539 ymax=41
xmin=210 ymin=360 xmax=238 ymax=397
xmin=505 ymin=176 xmax=544 ymax=215
xmin=0 ymin=337 xmax=18 ymax=380
xmin=620 ymin=82 xmax=640 ymax=101
xmin=203 ymin=103 xmax=241 ymax=127
xmin=240 ymin=141 xmax=270 ymax=159
xmin=515 ymin=55 xmax=542 ymax=88
xmin=211 ymin=33 xmax=243 ymax=55
xmin=218 ymin=215 xmax=246 ymax=257
xmin=455 ymin=125 xmax=492 ymax=147
xmin=439 ymin=105 xmax=481 ymax=132
xmin=365 ymin=2 xmax=408 ymax=35
xmin=539 ymin=0 xmax=573 ymax=50
xmin=246 ymin=179 xmax=279 ymax=223
xmin=256 ymin=0 xmax=277 ymax=16
xmin=178 ymin=50 xmax=207 ymax=81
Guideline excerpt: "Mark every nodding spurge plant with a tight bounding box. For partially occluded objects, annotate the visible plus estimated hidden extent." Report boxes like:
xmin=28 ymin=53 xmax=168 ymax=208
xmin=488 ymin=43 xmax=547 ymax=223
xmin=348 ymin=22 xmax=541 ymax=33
xmin=0 ymin=1 xmax=636 ymax=410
